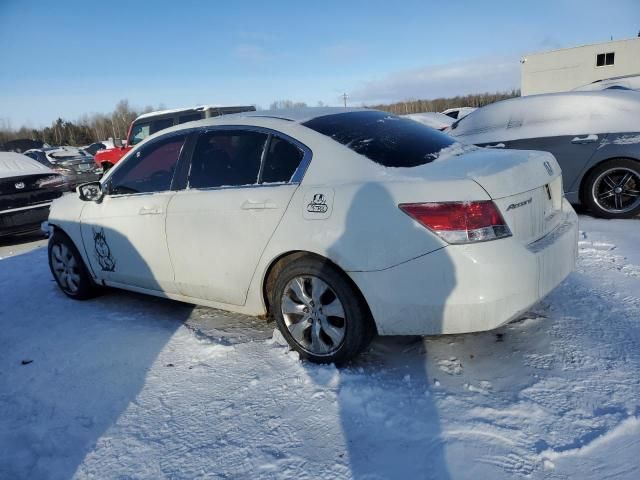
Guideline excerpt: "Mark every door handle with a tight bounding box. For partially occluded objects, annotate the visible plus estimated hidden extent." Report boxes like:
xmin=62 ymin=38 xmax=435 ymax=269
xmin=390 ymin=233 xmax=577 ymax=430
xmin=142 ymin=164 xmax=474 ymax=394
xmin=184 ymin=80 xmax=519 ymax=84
xmin=138 ymin=206 xmax=162 ymax=215
xmin=241 ymin=200 xmax=278 ymax=210
xmin=571 ymin=134 xmax=598 ymax=144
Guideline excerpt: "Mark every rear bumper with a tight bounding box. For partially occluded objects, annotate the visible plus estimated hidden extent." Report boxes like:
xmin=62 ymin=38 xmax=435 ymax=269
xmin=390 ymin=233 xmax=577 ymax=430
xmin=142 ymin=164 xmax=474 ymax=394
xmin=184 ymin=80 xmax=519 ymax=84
xmin=350 ymin=199 xmax=579 ymax=335
xmin=0 ymin=204 xmax=51 ymax=237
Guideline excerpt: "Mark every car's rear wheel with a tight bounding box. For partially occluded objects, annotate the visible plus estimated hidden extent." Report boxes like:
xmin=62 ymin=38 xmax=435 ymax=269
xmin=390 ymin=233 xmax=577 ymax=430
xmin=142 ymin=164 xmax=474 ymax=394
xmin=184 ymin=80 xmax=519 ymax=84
xmin=271 ymin=256 xmax=374 ymax=364
xmin=48 ymin=231 xmax=99 ymax=299
xmin=584 ymin=158 xmax=640 ymax=219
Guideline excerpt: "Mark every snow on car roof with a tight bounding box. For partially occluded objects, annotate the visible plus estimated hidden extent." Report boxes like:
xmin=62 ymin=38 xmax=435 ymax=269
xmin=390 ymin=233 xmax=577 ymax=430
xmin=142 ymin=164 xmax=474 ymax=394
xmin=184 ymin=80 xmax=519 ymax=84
xmin=573 ymin=74 xmax=640 ymax=92
xmin=403 ymin=112 xmax=454 ymax=129
xmin=449 ymin=90 xmax=640 ymax=144
xmin=0 ymin=152 xmax=55 ymax=179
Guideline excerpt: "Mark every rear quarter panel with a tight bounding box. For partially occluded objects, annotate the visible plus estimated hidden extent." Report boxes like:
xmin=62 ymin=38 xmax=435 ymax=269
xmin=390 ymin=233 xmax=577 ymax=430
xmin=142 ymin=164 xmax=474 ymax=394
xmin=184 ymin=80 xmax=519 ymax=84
xmin=567 ymin=132 xmax=640 ymax=201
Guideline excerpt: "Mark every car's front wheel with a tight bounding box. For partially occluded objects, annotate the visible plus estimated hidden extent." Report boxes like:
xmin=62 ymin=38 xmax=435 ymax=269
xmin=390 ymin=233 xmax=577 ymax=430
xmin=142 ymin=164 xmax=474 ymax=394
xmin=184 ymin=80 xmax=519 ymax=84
xmin=271 ymin=256 xmax=374 ymax=364
xmin=48 ymin=231 xmax=99 ymax=300
xmin=584 ymin=158 xmax=640 ymax=218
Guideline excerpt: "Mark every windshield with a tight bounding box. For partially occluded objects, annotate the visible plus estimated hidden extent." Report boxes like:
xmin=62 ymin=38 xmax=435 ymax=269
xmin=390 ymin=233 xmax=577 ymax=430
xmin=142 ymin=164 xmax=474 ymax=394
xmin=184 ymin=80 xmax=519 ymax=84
xmin=303 ymin=110 xmax=455 ymax=167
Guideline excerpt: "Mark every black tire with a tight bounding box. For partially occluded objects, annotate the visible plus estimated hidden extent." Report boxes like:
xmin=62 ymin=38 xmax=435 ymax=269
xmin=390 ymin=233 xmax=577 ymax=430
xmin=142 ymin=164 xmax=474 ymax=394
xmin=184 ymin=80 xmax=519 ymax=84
xmin=48 ymin=230 xmax=99 ymax=300
xmin=583 ymin=158 xmax=640 ymax=219
xmin=270 ymin=256 xmax=375 ymax=364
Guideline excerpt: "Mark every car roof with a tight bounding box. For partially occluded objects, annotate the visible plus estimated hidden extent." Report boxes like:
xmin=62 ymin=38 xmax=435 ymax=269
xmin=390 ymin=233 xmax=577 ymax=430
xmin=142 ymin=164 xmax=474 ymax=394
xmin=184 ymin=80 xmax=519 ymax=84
xmin=223 ymin=107 xmax=369 ymax=123
xmin=449 ymin=89 xmax=640 ymax=144
xmin=145 ymin=107 xmax=374 ymax=140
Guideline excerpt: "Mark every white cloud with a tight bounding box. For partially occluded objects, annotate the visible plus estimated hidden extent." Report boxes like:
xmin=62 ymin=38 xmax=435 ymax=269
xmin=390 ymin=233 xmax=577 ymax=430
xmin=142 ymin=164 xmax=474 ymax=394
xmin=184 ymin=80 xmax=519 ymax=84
xmin=350 ymin=57 xmax=520 ymax=104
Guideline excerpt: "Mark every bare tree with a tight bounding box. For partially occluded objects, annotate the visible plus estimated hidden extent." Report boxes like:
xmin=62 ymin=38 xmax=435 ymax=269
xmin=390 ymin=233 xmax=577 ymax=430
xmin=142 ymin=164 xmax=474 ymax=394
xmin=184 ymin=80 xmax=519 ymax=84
xmin=269 ymin=100 xmax=308 ymax=110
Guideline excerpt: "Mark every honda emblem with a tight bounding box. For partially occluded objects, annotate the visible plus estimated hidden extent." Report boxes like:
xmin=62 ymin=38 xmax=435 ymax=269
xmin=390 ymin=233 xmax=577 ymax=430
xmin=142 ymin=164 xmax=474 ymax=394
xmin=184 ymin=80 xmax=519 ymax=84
xmin=15 ymin=182 xmax=25 ymax=189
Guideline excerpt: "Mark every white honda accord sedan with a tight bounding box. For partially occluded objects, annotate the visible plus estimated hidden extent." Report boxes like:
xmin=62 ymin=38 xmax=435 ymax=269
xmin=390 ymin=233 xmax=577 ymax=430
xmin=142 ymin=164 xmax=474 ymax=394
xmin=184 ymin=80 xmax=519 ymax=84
xmin=47 ymin=108 xmax=578 ymax=363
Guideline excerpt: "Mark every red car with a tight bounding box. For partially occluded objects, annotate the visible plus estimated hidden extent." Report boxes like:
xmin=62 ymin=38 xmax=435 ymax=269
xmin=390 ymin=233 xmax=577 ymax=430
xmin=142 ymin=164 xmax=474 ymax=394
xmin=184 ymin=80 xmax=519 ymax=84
xmin=95 ymin=105 xmax=255 ymax=170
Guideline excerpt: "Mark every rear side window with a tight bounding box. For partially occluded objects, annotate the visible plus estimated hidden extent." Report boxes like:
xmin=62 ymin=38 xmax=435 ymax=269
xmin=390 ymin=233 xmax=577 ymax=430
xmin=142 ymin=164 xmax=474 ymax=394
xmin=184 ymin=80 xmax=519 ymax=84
xmin=261 ymin=136 xmax=304 ymax=183
xmin=151 ymin=118 xmax=174 ymax=134
xmin=188 ymin=130 xmax=268 ymax=189
xmin=25 ymin=151 xmax=50 ymax=166
xmin=178 ymin=113 xmax=202 ymax=124
xmin=303 ymin=111 xmax=454 ymax=167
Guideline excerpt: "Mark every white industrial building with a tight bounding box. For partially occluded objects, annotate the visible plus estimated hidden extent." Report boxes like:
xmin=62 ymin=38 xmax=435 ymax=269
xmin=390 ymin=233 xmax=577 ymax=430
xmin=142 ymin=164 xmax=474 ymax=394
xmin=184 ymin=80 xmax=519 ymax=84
xmin=521 ymin=37 xmax=640 ymax=95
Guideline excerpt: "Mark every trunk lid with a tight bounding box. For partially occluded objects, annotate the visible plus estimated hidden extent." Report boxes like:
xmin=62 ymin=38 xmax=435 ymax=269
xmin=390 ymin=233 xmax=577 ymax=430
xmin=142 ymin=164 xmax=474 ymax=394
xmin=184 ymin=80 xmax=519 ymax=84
xmin=421 ymin=147 xmax=564 ymax=245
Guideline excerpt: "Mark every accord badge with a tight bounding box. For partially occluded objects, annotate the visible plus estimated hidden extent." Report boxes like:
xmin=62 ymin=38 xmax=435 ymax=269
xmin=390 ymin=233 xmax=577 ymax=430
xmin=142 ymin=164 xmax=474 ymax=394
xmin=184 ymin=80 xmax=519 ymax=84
xmin=506 ymin=197 xmax=532 ymax=211
xmin=544 ymin=161 xmax=554 ymax=176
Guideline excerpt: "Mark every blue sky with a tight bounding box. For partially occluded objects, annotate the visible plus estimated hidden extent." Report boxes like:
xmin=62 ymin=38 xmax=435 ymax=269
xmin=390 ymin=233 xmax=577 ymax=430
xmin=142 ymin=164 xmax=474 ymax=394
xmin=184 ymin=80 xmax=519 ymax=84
xmin=1 ymin=0 xmax=639 ymax=127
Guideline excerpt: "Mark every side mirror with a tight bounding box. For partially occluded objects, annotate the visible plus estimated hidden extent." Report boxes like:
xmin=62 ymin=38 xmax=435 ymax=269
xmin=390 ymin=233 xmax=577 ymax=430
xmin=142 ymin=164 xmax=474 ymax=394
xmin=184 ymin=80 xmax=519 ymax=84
xmin=77 ymin=181 xmax=104 ymax=202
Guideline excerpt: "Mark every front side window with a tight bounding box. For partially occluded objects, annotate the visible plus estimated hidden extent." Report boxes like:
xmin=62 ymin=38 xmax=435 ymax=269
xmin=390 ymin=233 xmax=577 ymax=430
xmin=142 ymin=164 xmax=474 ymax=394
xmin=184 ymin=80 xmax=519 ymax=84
xmin=261 ymin=136 xmax=304 ymax=183
xmin=129 ymin=122 xmax=150 ymax=146
xmin=188 ymin=130 xmax=268 ymax=189
xmin=303 ymin=111 xmax=455 ymax=167
xmin=108 ymin=134 xmax=187 ymax=195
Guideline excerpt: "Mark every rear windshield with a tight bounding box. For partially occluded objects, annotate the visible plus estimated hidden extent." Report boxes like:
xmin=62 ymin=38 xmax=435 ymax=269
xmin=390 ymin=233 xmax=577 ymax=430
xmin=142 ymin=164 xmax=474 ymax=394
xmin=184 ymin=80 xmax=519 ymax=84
xmin=303 ymin=110 xmax=455 ymax=167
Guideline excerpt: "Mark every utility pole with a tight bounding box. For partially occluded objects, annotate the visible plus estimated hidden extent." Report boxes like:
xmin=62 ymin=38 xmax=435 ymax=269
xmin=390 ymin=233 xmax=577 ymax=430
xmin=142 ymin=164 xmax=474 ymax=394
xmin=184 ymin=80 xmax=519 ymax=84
xmin=342 ymin=93 xmax=348 ymax=108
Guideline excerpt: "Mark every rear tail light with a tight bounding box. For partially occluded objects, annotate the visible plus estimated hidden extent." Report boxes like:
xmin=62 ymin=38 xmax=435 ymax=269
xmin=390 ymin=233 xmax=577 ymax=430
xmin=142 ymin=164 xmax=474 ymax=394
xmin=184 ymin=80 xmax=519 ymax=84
xmin=399 ymin=201 xmax=511 ymax=244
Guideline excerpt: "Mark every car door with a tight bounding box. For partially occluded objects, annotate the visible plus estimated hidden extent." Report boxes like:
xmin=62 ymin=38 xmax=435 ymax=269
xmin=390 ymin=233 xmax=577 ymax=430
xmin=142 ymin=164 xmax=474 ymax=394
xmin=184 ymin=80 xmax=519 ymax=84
xmin=165 ymin=128 xmax=309 ymax=305
xmin=80 ymin=132 xmax=189 ymax=293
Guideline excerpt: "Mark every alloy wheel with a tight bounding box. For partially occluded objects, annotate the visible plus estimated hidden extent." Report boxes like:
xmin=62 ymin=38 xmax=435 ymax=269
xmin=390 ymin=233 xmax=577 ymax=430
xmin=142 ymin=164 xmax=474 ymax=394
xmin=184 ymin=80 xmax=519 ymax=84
xmin=280 ymin=275 xmax=346 ymax=356
xmin=50 ymin=243 xmax=81 ymax=294
xmin=592 ymin=167 xmax=640 ymax=214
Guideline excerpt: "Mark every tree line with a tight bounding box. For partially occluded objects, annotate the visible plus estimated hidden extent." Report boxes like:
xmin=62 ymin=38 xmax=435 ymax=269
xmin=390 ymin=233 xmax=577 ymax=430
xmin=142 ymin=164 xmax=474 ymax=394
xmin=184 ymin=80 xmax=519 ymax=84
xmin=367 ymin=90 xmax=520 ymax=115
xmin=0 ymin=99 xmax=157 ymax=149
xmin=0 ymin=91 xmax=519 ymax=149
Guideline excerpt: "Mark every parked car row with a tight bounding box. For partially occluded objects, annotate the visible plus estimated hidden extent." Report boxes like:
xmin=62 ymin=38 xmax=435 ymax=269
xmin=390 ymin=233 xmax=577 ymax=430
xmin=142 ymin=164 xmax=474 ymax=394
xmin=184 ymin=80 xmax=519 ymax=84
xmin=6 ymin=89 xmax=638 ymax=363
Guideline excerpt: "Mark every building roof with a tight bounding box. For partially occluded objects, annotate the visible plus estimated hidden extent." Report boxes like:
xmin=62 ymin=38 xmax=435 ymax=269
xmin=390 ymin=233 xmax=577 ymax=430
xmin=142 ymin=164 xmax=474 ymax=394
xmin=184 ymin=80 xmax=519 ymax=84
xmin=522 ymin=36 xmax=640 ymax=59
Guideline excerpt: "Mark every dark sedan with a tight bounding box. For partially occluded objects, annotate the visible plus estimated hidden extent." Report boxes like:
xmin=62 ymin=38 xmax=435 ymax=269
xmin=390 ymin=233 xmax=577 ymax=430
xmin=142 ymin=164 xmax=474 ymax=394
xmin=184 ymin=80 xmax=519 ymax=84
xmin=449 ymin=90 xmax=640 ymax=218
xmin=0 ymin=152 xmax=65 ymax=237
xmin=23 ymin=147 xmax=101 ymax=190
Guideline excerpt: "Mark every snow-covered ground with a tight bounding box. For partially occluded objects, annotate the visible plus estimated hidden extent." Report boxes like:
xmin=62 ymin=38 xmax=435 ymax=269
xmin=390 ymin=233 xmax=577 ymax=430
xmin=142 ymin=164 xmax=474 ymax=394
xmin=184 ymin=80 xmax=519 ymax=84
xmin=1 ymin=215 xmax=639 ymax=479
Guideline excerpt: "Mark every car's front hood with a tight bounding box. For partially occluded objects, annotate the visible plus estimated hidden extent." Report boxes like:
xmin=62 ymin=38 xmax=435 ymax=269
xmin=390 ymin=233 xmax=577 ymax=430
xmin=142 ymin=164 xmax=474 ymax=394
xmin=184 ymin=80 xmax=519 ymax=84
xmin=0 ymin=153 xmax=55 ymax=179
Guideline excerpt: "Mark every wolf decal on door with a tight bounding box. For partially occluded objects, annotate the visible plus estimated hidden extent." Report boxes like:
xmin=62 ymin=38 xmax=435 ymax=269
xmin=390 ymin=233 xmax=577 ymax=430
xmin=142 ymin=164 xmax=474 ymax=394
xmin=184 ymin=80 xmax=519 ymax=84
xmin=93 ymin=227 xmax=116 ymax=272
